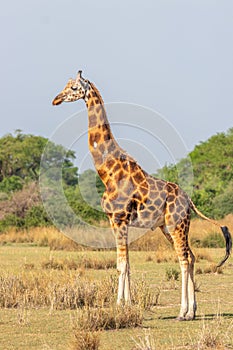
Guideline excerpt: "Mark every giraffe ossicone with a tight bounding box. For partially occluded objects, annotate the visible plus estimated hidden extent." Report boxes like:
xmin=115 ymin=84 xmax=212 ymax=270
xmin=52 ymin=71 xmax=232 ymax=320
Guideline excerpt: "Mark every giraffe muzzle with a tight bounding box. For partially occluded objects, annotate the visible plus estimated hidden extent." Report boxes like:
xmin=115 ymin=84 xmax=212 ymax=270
xmin=52 ymin=94 xmax=64 ymax=105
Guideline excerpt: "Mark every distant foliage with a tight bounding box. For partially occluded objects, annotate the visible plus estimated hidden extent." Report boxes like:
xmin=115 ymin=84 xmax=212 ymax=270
xmin=201 ymin=232 xmax=225 ymax=249
xmin=0 ymin=176 xmax=23 ymax=193
xmin=65 ymin=184 xmax=107 ymax=225
xmin=0 ymin=182 xmax=51 ymax=231
xmin=0 ymin=132 xmax=106 ymax=232
xmin=154 ymin=128 xmax=233 ymax=218
xmin=24 ymin=205 xmax=52 ymax=228
xmin=0 ymin=131 xmax=78 ymax=185
xmin=0 ymin=128 xmax=233 ymax=232
xmin=0 ymin=214 xmax=25 ymax=232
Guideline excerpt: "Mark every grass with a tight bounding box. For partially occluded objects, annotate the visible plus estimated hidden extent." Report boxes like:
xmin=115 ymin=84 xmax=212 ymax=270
xmin=1 ymin=245 xmax=233 ymax=349
xmin=165 ymin=267 xmax=180 ymax=281
xmin=0 ymin=216 xmax=233 ymax=349
xmin=71 ymin=329 xmax=100 ymax=350
xmin=1 ymin=214 xmax=232 ymax=251
xmin=41 ymin=255 xmax=116 ymax=270
xmin=195 ymin=315 xmax=231 ymax=349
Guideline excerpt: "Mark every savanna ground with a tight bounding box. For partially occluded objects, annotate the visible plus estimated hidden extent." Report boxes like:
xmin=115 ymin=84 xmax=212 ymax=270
xmin=0 ymin=216 xmax=233 ymax=350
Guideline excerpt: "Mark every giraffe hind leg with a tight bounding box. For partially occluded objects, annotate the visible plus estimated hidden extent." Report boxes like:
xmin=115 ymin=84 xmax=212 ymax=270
xmin=186 ymin=248 xmax=196 ymax=320
xmin=169 ymin=224 xmax=196 ymax=321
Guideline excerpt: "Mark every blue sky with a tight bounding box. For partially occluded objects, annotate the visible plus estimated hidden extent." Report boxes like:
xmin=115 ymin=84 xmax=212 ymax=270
xmin=1 ymin=0 xmax=232 ymax=173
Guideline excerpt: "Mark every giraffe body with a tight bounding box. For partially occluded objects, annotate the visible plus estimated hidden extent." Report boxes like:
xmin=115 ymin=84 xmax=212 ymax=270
xmin=52 ymin=71 xmax=232 ymax=320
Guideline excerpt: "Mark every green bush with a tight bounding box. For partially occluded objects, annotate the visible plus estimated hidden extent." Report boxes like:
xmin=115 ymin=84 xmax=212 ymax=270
xmin=0 ymin=176 xmax=23 ymax=193
xmin=155 ymin=128 xmax=233 ymax=219
xmin=24 ymin=205 xmax=52 ymax=228
xmin=0 ymin=214 xmax=25 ymax=232
xmin=201 ymin=232 xmax=225 ymax=248
xmin=212 ymin=181 xmax=233 ymax=219
xmin=166 ymin=268 xmax=180 ymax=281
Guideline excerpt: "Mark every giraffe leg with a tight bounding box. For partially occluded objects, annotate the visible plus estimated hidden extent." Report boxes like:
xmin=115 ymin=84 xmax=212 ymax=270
xmin=185 ymin=249 xmax=196 ymax=320
xmin=111 ymin=219 xmax=131 ymax=304
xmin=178 ymin=258 xmax=189 ymax=320
xmin=159 ymin=225 xmax=174 ymax=245
xmin=160 ymin=223 xmax=196 ymax=318
xmin=169 ymin=225 xmax=196 ymax=321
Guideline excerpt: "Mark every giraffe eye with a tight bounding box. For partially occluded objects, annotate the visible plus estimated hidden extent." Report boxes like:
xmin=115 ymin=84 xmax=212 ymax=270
xmin=71 ymin=86 xmax=78 ymax=91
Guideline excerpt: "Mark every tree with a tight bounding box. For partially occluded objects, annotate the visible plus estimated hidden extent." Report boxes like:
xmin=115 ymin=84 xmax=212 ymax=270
xmin=155 ymin=128 xmax=233 ymax=218
xmin=0 ymin=133 xmax=78 ymax=186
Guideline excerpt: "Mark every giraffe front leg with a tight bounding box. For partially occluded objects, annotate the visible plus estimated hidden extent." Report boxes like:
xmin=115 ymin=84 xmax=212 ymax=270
xmin=111 ymin=219 xmax=131 ymax=304
xmin=116 ymin=245 xmax=131 ymax=304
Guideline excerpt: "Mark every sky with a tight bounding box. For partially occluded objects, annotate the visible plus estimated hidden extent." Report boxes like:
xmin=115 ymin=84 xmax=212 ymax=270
xmin=1 ymin=0 xmax=233 ymax=174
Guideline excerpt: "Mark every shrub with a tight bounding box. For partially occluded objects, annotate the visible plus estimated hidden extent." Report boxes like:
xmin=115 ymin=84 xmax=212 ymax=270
xmin=131 ymin=276 xmax=160 ymax=309
xmin=196 ymin=314 xmax=233 ymax=349
xmin=41 ymin=257 xmax=116 ymax=271
xmin=24 ymin=205 xmax=51 ymax=228
xmin=70 ymin=330 xmax=100 ymax=350
xmin=203 ymin=264 xmax=223 ymax=274
xmin=73 ymin=304 xmax=143 ymax=331
xmin=212 ymin=181 xmax=233 ymax=219
xmin=165 ymin=268 xmax=180 ymax=281
xmin=0 ymin=214 xmax=25 ymax=232
xmin=0 ymin=176 xmax=23 ymax=193
xmin=202 ymin=232 xmax=225 ymax=248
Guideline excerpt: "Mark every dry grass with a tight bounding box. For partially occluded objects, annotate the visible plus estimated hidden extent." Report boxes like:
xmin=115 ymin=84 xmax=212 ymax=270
xmin=0 ymin=269 xmax=156 ymax=311
xmin=131 ymin=329 xmax=156 ymax=350
xmin=144 ymin=251 xmax=175 ymax=263
xmin=70 ymin=304 xmax=143 ymax=350
xmin=0 ymin=226 xmax=82 ymax=250
xmin=0 ymin=215 xmax=232 ymax=349
xmin=130 ymin=228 xmax=172 ymax=251
xmin=195 ymin=314 xmax=233 ymax=349
xmin=41 ymin=255 xmax=116 ymax=271
xmin=70 ymin=330 xmax=100 ymax=350
xmin=0 ymin=273 xmax=115 ymax=310
xmin=195 ymin=250 xmax=213 ymax=263
xmin=190 ymin=214 xmax=233 ymax=242
xmin=203 ymin=264 xmax=224 ymax=274
xmin=73 ymin=304 xmax=143 ymax=331
xmin=131 ymin=276 xmax=160 ymax=309
xmin=131 ymin=315 xmax=233 ymax=350
xmin=0 ymin=261 xmax=156 ymax=350
xmin=0 ymin=243 xmax=233 ymax=349
xmin=196 ymin=264 xmax=224 ymax=275
xmin=0 ymin=214 xmax=232 ymax=252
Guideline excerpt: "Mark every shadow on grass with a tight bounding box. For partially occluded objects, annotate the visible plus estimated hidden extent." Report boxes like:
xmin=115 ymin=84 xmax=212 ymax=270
xmin=195 ymin=313 xmax=233 ymax=321
xmin=155 ymin=313 xmax=233 ymax=322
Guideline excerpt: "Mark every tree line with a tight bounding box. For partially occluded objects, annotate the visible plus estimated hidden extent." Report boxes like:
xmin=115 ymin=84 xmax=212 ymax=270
xmin=0 ymin=131 xmax=105 ymax=231
xmin=155 ymin=128 xmax=233 ymax=218
xmin=0 ymin=129 xmax=232 ymax=232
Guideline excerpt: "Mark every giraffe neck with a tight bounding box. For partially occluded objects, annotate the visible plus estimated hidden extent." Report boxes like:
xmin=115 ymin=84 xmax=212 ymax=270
xmin=85 ymin=83 xmax=120 ymax=177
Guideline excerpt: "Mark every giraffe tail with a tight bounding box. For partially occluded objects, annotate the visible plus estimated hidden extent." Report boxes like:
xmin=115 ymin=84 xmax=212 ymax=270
xmin=190 ymin=200 xmax=232 ymax=267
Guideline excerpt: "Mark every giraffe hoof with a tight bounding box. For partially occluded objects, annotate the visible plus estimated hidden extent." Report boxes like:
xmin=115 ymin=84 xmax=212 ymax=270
xmin=176 ymin=314 xmax=195 ymax=321
xmin=175 ymin=316 xmax=186 ymax=321
xmin=185 ymin=314 xmax=195 ymax=321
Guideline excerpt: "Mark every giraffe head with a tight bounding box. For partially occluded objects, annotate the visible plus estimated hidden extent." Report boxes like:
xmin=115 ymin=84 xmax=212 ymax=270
xmin=52 ymin=71 xmax=89 ymax=105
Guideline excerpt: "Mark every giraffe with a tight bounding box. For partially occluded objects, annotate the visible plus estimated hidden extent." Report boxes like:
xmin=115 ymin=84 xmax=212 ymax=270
xmin=52 ymin=71 xmax=232 ymax=320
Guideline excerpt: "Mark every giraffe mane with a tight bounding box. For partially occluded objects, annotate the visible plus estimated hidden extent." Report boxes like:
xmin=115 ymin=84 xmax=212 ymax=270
xmin=89 ymin=82 xmax=105 ymax=105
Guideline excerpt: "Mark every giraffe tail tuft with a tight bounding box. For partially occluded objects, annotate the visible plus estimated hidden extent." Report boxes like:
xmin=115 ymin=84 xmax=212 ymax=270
xmin=190 ymin=199 xmax=232 ymax=267
xmin=217 ymin=226 xmax=232 ymax=267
